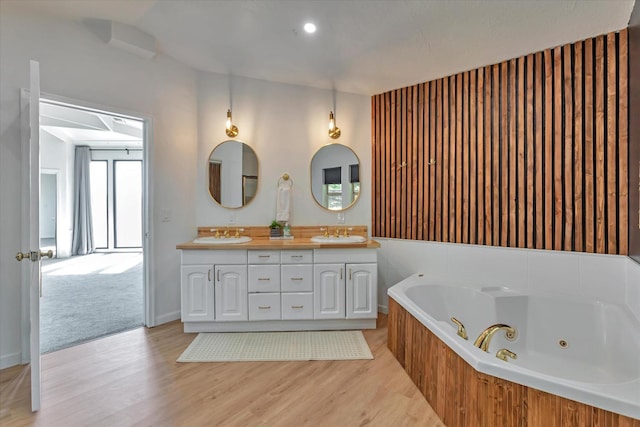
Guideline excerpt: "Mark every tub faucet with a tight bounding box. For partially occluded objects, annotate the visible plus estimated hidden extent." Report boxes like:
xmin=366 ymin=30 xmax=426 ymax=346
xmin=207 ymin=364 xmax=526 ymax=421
xmin=450 ymin=317 xmax=468 ymax=340
xmin=473 ymin=324 xmax=516 ymax=352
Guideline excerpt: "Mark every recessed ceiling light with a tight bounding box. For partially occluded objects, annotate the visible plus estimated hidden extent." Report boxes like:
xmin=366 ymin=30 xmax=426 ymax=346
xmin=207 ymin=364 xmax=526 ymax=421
xmin=304 ymin=22 xmax=316 ymax=34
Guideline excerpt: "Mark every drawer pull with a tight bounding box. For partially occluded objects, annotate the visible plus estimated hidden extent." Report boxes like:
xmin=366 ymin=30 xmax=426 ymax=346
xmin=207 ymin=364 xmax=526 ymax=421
xmin=258 ymin=255 xmax=271 ymax=258
xmin=291 ymin=305 xmax=304 ymax=309
xmin=291 ymin=255 xmax=303 ymax=258
xmin=291 ymin=277 xmax=304 ymax=281
xmin=258 ymin=305 xmax=271 ymax=310
xmin=258 ymin=278 xmax=271 ymax=281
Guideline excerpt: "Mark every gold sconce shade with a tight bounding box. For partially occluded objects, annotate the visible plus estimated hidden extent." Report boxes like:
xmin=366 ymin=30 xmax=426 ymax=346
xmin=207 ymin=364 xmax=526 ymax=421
xmin=328 ymin=111 xmax=341 ymax=139
xmin=226 ymin=109 xmax=239 ymax=138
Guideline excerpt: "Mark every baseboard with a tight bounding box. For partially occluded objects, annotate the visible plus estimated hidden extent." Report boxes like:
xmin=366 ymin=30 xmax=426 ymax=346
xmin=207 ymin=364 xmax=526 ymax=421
xmin=154 ymin=310 xmax=180 ymax=327
xmin=378 ymin=304 xmax=389 ymax=314
xmin=0 ymin=351 xmax=22 ymax=370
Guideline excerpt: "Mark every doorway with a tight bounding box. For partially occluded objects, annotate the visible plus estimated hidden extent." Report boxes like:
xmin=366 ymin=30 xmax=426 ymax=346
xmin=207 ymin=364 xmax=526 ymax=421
xmin=38 ymin=99 xmax=149 ymax=353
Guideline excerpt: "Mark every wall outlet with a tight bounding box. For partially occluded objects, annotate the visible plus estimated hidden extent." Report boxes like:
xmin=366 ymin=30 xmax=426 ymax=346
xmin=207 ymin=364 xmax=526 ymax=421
xmin=337 ymin=212 xmax=345 ymax=224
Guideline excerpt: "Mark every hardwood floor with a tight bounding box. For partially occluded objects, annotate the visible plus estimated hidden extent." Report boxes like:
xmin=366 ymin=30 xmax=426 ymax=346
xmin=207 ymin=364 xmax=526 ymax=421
xmin=0 ymin=315 xmax=444 ymax=426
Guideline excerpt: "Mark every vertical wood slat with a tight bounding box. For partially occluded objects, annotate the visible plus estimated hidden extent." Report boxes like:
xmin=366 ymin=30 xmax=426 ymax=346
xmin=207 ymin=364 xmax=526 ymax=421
xmin=574 ymin=42 xmax=584 ymax=253
xmin=607 ymin=32 xmax=618 ymax=254
xmin=371 ymin=29 xmax=628 ymax=255
xmin=618 ymin=29 xmax=628 ymax=254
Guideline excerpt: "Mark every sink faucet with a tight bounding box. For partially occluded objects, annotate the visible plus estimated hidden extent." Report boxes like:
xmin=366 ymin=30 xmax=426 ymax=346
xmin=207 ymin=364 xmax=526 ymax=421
xmin=334 ymin=227 xmax=341 ymax=238
xmin=223 ymin=227 xmax=230 ymax=238
xmin=321 ymin=227 xmax=329 ymax=238
xmin=473 ymin=324 xmax=516 ymax=352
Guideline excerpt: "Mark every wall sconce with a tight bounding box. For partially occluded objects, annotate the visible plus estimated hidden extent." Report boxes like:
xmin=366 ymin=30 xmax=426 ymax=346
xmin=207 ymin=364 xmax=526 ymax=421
xmin=225 ymin=109 xmax=239 ymax=138
xmin=328 ymin=111 xmax=341 ymax=139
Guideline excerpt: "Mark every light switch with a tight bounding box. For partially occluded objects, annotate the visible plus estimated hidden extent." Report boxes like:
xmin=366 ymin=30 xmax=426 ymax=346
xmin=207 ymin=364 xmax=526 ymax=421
xmin=161 ymin=208 xmax=171 ymax=222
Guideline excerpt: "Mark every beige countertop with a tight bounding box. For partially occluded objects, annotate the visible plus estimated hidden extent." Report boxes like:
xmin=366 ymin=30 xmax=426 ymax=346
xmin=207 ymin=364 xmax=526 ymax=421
xmin=176 ymin=237 xmax=381 ymax=250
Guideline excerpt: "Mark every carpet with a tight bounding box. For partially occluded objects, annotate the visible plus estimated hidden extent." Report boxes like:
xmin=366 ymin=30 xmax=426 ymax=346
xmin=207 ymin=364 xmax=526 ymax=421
xmin=177 ymin=331 xmax=374 ymax=362
xmin=40 ymin=252 xmax=143 ymax=354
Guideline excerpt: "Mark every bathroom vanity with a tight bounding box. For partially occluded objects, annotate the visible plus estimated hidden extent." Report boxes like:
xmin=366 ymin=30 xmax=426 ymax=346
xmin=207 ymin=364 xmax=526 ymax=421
xmin=176 ymin=234 xmax=379 ymax=333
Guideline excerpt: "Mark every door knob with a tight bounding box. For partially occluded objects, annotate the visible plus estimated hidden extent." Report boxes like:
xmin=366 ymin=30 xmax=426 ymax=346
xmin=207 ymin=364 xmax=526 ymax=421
xmin=15 ymin=250 xmax=53 ymax=262
xmin=16 ymin=251 xmax=31 ymax=262
xmin=40 ymin=250 xmax=53 ymax=259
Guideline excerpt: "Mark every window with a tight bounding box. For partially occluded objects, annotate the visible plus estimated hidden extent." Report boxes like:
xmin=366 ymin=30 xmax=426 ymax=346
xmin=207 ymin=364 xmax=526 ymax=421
xmin=323 ymin=167 xmax=342 ymax=210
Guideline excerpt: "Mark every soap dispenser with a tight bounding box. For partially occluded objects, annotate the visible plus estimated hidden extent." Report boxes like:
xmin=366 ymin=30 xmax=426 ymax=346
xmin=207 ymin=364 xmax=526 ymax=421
xmin=283 ymin=222 xmax=291 ymax=238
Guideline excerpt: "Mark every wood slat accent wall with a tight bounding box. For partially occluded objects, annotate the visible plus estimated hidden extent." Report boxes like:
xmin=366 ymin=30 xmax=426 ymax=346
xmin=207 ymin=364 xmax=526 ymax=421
xmin=630 ymin=20 xmax=640 ymax=263
xmin=372 ymin=29 xmax=629 ymax=254
xmin=388 ymin=298 xmax=640 ymax=427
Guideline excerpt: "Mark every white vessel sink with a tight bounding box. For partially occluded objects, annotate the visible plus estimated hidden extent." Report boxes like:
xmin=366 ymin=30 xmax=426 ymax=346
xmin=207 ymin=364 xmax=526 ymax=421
xmin=192 ymin=236 xmax=252 ymax=244
xmin=310 ymin=235 xmax=367 ymax=243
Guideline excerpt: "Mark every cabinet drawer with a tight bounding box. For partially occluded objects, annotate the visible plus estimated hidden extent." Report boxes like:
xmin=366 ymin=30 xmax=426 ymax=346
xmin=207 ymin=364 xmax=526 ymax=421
xmin=281 ymin=293 xmax=313 ymax=320
xmin=281 ymin=250 xmax=313 ymax=264
xmin=248 ymin=250 xmax=280 ymax=264
xmin=281 ymin=264 xmax=312 ymax=292
xmin=248 ymin=293 xmax=281 ymax=321
xmin=248 ymin=265 xmax=280 ymax=293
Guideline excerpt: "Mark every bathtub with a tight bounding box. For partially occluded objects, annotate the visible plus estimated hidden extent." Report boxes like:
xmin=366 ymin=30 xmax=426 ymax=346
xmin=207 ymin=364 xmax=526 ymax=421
xmin=387 ymin=273 xmax=640 ymax=421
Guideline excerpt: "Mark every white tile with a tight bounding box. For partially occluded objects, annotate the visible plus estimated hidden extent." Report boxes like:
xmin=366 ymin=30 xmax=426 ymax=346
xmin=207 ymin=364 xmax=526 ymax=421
xmin=579 ymin=254 xmax=627 ymax=304
xmin=626 ymin=259 xmax=640 ymax=322
xmin=527 ymin=250 xmax=580 ymax=296
xmin=446 ymin=244 xmax=527 ymax=290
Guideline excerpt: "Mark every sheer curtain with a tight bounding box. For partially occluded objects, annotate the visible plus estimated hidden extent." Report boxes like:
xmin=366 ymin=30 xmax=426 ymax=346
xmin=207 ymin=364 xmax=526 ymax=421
xmin=71 ymin=146 xmax=94 ymax=255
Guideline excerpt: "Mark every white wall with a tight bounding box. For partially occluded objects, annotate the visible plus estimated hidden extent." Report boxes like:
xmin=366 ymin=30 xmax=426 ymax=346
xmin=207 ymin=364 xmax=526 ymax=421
xmin=0 ymin=4 xmax=198 ymax=368
xmin=196 ymin=73 xmax=371 ymax=230
xmin=377 ymin=239 xmax=640 ymax=323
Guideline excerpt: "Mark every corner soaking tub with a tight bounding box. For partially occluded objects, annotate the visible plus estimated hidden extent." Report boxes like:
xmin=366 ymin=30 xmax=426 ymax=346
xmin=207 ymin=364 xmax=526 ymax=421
xmin=387 ymin=274 xmax=640 ymax=422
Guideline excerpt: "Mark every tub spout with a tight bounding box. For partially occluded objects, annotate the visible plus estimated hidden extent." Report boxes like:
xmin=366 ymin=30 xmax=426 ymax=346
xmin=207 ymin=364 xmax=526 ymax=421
xmin=473 ymin=324 xmax=516 ymax=352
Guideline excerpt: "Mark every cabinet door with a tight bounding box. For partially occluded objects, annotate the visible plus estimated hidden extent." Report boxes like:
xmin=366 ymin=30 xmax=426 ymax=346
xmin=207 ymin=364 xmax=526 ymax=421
xmin=313 ymin=264 xmax=345 ymax=319
xmin=215 ymin=265 xmax=248 ymax=321
xmin=346 ymin=263 xmax=377 ymax=319
xmin=181 ymin=265 xmax=214 ymax=322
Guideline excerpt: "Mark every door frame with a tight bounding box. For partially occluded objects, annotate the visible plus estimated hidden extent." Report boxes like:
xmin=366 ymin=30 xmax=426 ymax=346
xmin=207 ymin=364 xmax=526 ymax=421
xmin=20 ymin=92 xmax=155 ymax=363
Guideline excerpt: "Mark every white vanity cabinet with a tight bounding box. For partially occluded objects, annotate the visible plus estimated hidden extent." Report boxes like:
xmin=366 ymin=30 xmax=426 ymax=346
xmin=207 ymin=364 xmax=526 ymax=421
xmin=181 ymin=265 xmax=214 ymax=322
xmin=180 ymin=250 xmax=247 ymax=323
xmin=179 ymin=245 xmax=377 ymax=332
xmin=313 ymin=249 xmax=378 ymax=320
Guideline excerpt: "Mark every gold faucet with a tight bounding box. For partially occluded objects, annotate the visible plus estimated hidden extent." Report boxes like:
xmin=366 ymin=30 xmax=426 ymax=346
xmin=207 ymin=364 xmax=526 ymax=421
xmin=473 ymin=324 xmax=516 ymax=352
xmin=496 ymin=348 xmax=517 ymax=362
xmin=213 ymin=229 xmax=221 ymax=238
xmin=450 ymin=317 xmax=468 ymax=340
xmin=223 ymin=227 xmax=230 ymax=238
xmin=334 ymin=227 xmax=341 ymax=238
xmin=344 ymin=227 xmax=351 ymax=237
xmin=322 ymin=227 xmax=329 ymax=238
xmin=235 ymin=228 xmax=240 ymax=238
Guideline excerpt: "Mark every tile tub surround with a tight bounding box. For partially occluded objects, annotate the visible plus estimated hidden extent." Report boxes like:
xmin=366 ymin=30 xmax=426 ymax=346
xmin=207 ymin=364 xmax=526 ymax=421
xmin=376 ymin=239 xmax=640 ymax=322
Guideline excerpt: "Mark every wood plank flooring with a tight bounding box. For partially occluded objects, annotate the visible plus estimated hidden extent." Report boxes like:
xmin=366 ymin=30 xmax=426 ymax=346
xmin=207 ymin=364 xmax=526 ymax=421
xmin=0 ymin=315 xmax=444 ymax=426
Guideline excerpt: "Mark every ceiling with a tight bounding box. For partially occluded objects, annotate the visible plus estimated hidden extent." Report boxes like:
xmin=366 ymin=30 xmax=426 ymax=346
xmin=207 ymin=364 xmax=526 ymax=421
xmin=41 ymin=102 xmax=143 ymax=149
xmin=12 ymin=0 xmax=636 ymax=95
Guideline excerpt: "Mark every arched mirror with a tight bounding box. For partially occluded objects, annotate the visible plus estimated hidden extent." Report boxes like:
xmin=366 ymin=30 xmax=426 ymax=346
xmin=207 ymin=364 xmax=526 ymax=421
xmin=310 ymin=143 xmax=360 ymax=211
xmin=208 ymin=140 xmax=259 ymax=208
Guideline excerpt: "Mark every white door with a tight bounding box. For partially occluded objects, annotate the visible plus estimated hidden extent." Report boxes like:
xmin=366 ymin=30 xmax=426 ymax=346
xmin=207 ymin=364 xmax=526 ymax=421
xmin=214 ymin=265 xmax=247 ymax=321
xmin=17 ymin=60 xmax=50 ymax=412
xmin=313 ymin=264 xmax=345 ymax=319
xmin=346 ymin=263 xmax=377 ymax=319
xmin=180 ymin=265 xmax=214 ymax=322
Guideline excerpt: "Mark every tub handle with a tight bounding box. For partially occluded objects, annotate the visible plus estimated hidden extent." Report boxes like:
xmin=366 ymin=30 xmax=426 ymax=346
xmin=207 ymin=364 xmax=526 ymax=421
xmin=450 ymin=317 xmax=468 ymax=340
xmin=496 ymin=348 xmax=517 ymax=362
